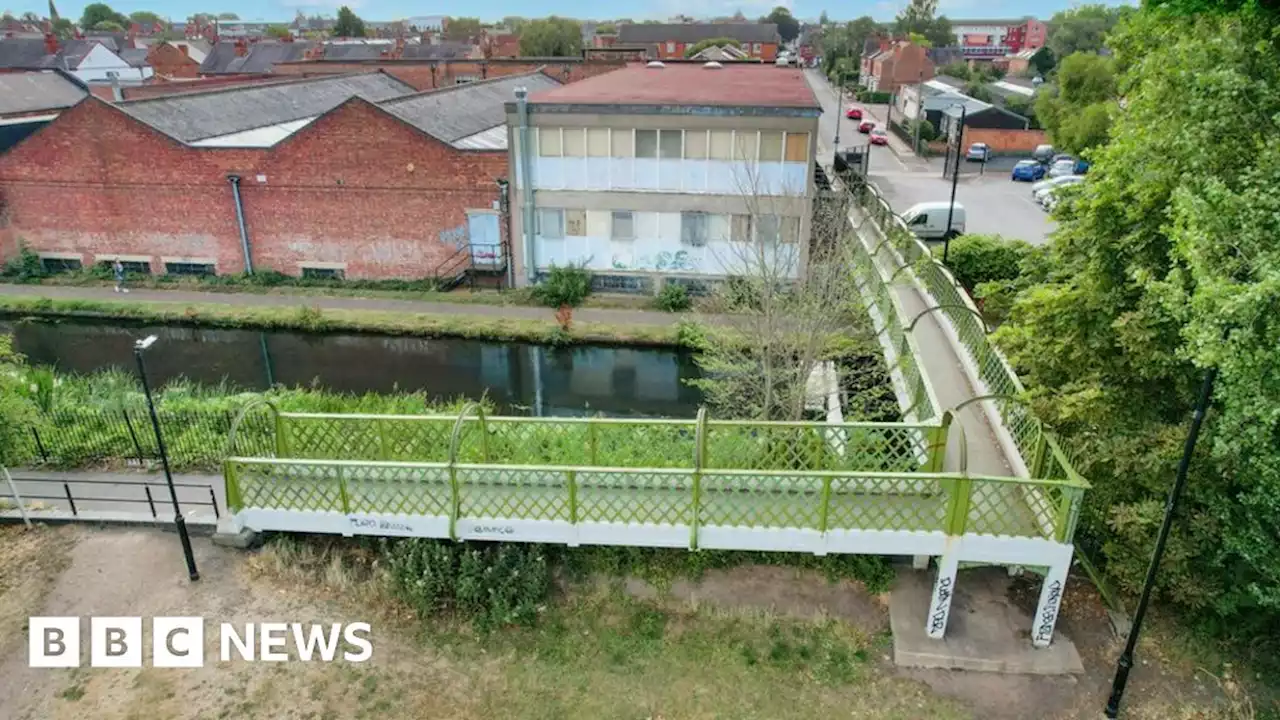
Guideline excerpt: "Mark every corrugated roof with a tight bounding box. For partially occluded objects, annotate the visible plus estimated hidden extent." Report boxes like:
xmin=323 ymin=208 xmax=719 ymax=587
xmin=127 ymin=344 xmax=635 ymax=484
xmin=0 ymin=38 xmax=56 ymax=69
xmin=0 ymin=71 xmax=87 ymax=116
xmin=528 ymin=63 xmax=818 ymax=110
xmin=381 ymin=71 xmax=560 ymax=144
xmin=118 ymin=71 xmax=415 ymax=142
xmin=199 ymin=41 xmax=318 ymax=74
xmin=618 ymin=23 xmax=780 ymax=44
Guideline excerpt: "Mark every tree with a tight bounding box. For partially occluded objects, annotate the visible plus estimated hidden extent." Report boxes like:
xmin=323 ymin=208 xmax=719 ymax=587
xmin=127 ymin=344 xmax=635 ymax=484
xmin=502 ymin=16 xmax=527 ymax=32
xmin=594 ymin=22 xmax=616 ymax=34
xmin=445 ymin=16 xmax=482 ymax=41
xmin=50 ymin=17 xmax=74 ymax=38
xmin=129 ymin=11 xmax=163 ymax=27
xmin=518 ymin=17 xmax=582 ymax=57
xmin=19 ymin=11 xmax=39 ymax=22
xmin=80 ymin=3 xmax=128 ymax=30
xmin=818 ymin=10 xmax=829 ymax=25
xmin=995 ymin=6 xmax=1280 ymax=637
xmin=217 ymin=12 xmax=238 ymax=20
xmin=265 ymin=24 xmax=291 ymax=39
xmin=684 ymin=37 xmax=742 ymax=57
xmin=1029 ymin=46 xmax=1055 ymax=76
xmin=760 ymin=6 xmax=800 ymax=43
xmin=93 ymin=20 xmax=125 ymax=31
xmin=894 ymin=0 xmax=953 ymax=49
xmin=819 ymin=16 xmax=879 ymax=78
xmin=1046 ymin=4 xmax=1133 ymax=59
xmin=332 ymin=6 xmax=365 ymax=38
xmin=1033 ymin=52 xmax=1116 ymax=153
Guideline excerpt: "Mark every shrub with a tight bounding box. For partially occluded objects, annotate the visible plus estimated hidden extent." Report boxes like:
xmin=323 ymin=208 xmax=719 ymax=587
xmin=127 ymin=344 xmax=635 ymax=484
xmin=855 ymin=90 xmax=892 ymax=104
xmin=720 ymin=275 xmax=763 ymax=312
xmin=655 ymin=283 xmax=692 ymax=312
xmin=531 ymin=264 xmax=591 ymax=308
xmin=1 ymin=244 xmax=46 ymax=282
xmin=938 ymin=234 xmax=1036 ymax=291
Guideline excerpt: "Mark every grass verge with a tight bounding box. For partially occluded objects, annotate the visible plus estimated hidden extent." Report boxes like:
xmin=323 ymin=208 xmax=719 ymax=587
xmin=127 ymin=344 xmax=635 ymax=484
xmin=0 ymin=295 xmax=687 ymax=348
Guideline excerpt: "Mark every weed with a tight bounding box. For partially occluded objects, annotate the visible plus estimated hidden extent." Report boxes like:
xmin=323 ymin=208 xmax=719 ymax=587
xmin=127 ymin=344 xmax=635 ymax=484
xmin=655 ymin=283 xmax=692 ymax=313
xmin=531 ymin=264 xmax=592 ymax=308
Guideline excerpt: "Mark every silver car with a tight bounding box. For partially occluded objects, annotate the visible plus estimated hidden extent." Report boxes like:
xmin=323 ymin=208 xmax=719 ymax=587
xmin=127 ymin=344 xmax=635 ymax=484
xmin=1048 ymin=159 xmax=1076 ymax=178
xmin=1031 ymin=174 xmax=1083 ymax=199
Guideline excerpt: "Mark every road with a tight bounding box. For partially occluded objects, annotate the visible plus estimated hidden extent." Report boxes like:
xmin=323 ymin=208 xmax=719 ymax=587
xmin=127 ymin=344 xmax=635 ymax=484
xmin=804 ymin=69 xmax=1057 ymax=245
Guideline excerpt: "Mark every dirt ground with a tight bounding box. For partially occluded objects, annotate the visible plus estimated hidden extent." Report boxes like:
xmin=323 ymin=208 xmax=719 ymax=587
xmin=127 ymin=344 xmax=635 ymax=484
xmin=0 ymin=525 xmax=1268 ymax=720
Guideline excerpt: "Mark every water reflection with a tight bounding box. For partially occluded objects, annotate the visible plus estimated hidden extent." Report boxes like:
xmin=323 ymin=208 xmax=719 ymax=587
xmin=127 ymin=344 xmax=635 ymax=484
xmin=0 ymin=318 xmax=704 ymax=418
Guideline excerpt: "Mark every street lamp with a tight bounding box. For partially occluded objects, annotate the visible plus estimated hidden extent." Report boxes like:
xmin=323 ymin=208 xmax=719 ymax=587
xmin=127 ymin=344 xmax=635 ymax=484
xmin=833 ymin=73 xmax=844 ymax=162
xmin=943 ymin=103 xmax=967 ymax=264
xmin=134 ymin=335 xmax=200 ymax=582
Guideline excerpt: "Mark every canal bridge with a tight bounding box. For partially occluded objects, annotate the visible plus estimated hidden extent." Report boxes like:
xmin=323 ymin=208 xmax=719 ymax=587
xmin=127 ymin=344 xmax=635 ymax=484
xmin=218 ymin=180 xmax=1089 ymax=648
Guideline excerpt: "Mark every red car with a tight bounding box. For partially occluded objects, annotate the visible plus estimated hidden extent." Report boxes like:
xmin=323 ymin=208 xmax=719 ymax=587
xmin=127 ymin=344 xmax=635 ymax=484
xmin=858 ymin=120 xmax=876 ymax=133
xmin=845 ymin=106 xmax=863 ymax=120
xmin=869 ymin=128 xmax=889 ymax=146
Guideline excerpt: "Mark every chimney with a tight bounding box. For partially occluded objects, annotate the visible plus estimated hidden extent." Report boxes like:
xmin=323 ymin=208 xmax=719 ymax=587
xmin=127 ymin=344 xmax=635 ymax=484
xmin=44 ymin=32 xmax=58 ymax=55
xmin=178 ymin=44 xmax=189 ymax=56
xmin=234 ymin=37 xmax=248 ymax=57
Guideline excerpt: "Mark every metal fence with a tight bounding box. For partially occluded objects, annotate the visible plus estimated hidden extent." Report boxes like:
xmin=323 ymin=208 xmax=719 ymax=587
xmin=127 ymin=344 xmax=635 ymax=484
xmin=2 ymin=474 xmax=220 ymax=525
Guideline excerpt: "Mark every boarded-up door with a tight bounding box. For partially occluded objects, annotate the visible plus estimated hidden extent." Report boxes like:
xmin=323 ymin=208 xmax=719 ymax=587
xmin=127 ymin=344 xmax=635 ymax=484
xmin=466 ymin=211 xmax=502 ymax=265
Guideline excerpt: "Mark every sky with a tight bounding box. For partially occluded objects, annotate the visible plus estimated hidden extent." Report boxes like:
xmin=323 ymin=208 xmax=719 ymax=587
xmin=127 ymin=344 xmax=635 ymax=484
xmin=12 ymin=0 xmax=1130 ymax=25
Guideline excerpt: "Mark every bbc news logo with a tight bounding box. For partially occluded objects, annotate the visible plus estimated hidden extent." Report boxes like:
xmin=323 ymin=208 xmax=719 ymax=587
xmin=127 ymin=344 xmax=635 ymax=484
xmin=28 ymin=617 xmax=372 ymax=668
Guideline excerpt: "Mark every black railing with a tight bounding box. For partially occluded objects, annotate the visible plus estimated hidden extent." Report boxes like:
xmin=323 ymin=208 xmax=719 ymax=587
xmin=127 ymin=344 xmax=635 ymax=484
xmin=4 ymin=476 xmax=220 ymax=522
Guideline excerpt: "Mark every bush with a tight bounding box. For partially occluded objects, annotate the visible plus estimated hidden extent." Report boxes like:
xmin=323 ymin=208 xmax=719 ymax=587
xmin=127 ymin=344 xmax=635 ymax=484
xmin=655 ymin=283 xmax=692 ymax=312
xmin=531 ymin=264 xmax=591 ymax=308
xmin=938 ymin=234 xmax=1036 ymax=291
xmin=856 ymin=90 xmax=892 ymax=104
xmin=383 ymin=539 xmax=550 ymax=632
xmin=1 ymin=244 xmax=46 ymax=282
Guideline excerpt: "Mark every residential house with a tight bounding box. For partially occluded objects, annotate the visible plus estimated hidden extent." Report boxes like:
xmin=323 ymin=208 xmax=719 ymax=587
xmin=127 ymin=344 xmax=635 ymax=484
xmin=0 ymin=71 xmax=558 ymax=283
xmin=0 ymin=35 xmax=154 ymax=84
xmin=616 ymin=23 xmax=781 ymax=61
xmin=137 ymin=39 xmax=210 ymax=79
xmin=506 ymin=62 xmax=820 ymax=293
xmin=0 ymin=70 xmax=87 ymax=152
xmin=198 ymin=40 xmax=317 ymax=74
xmin=863 ymin=41 xmax=934 ymax=94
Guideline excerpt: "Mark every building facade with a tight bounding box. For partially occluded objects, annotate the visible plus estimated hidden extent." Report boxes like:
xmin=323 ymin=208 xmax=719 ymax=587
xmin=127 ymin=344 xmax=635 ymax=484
xmin=616 ymin=23 xmax=781 ymax=61
xmin=505 ymin=63 xmax=819 ymax=293
xmin=864 ymin=41 xmax=935 ymax=94
xmin=949 ymin=18 xmax=1047 ymax=59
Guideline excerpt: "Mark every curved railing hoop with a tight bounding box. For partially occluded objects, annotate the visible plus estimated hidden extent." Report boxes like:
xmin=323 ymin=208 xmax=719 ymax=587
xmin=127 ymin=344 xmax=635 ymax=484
xmin=448 ymin=402 xmax=483 ymax=465
xmin=226 ymin=397 xmax=281 ymax=457
xmin=906 ymin=303 xmax=991 ymax=335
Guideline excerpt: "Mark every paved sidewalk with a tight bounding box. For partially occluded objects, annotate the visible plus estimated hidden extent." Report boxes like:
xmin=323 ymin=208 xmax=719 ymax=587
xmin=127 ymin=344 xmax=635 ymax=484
xmin=0 ymin=283 xmax=687 ymax=328
xmin=3 ymin=469 xmax=222 ymax=526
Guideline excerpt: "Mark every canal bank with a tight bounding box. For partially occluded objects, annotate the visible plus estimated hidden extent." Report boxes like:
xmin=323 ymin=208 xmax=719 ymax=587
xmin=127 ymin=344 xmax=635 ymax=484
xmin=0 ymin=285 xmax=700 ymax=349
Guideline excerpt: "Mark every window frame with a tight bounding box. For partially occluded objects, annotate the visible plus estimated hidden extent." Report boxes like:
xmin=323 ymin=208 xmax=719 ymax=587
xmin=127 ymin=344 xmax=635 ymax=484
xmin=164 ymin=261 xmax=216 ymax=277
xmin=538 ymin=208 xmax=566 ymax=239
xmin=681 ymin=211 xmax=710 ymax=248
xmin=635 ymin=129 xmax=659 ymax=159
xmin=611 ymin=210 xmax=635 ymax=241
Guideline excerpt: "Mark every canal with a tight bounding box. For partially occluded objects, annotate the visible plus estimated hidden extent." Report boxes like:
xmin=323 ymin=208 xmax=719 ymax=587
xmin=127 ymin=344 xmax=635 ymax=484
xmin=0 ymin=317 xmax=704 ymax=418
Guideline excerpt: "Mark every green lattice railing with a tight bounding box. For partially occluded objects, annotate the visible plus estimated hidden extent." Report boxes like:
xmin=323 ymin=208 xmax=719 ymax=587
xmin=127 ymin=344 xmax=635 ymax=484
xmin=224 ymin=456 xmax=1088 ymax=543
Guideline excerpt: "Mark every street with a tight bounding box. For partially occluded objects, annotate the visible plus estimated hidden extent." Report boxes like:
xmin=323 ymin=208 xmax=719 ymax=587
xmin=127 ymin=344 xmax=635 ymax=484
xmin=804 ymin=69 xmax=1058 ymax=246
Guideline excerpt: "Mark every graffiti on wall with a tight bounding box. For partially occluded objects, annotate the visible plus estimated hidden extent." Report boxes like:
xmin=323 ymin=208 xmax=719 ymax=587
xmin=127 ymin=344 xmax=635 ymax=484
xmin=439 ymin=224 xmax=468 ymax=249
xmin=610 ymin=250 xmax=698 ymax=273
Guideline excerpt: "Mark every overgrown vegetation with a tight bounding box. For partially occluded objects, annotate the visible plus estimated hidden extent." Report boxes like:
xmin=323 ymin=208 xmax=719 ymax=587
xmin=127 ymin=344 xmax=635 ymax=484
xmin=654 ymin=283 xmax=692 ymax=313
xmin=936 ymin=234 xmax=1051 ymax=324
xmin=531 ymin=264 xmax=592 ymax=308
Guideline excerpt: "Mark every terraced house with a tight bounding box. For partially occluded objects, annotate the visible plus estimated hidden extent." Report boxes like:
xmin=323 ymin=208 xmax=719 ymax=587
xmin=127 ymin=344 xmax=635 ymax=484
xmin=505 ymin=62 xmax=820 ymax=293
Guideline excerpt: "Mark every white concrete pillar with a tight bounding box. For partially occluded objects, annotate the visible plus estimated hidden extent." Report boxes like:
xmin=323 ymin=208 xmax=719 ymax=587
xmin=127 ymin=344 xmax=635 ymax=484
xmin=1031 ymin=549 xmax=1073 ymax=648
xmin=912 ymin=554 xmax=929 ymax=570
xmin=924 ymin=553 xmax=959 ymax=639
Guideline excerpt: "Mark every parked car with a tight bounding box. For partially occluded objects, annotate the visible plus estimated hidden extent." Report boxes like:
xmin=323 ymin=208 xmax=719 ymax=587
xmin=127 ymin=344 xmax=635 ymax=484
xmin=1033 ymin=175 xmax=1084 ymax=203
xmin=965 ymin=142 xmax=991 ymax=162
xmin=901 ymin=201 xmax=966 ymax=241
xmin=858 ymin=120 xmax=876 ymax=133
xmin=1011 ymin=159 xmax=1047 ymax=182
xmin=869 ymin=128 xmax=889 ymax=146
xmin=1048 ymin=159 xmax=1077 ymax=178
xmin=845 ymin=106 xmax=864 ymax=120
xmin=1073 ymin=159 xmax=1091 ymax=175
xmin=1032 ymin=144 xmax=1056 ymax=164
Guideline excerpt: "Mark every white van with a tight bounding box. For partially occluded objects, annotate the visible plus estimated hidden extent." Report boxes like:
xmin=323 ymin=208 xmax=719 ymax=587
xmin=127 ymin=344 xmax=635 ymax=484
xmin=901 ymin=202 xmax=966 ymax=241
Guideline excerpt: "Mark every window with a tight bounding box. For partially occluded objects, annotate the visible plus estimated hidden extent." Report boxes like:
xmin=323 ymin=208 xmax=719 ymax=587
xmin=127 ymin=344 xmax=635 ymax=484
xmin=781 ymin=217 xmax=801 ymax=244
xmin=565 ymin=209 xmax=586 ymax=237
xmin=757 ymin=215 xmax=782 ymax=244
xmin=538 ymin=209 xmax=565 ymax=239
xmin=538 ymin=127 xmax=561 ymax=157
xmin=784 ymin=132 xmax=810 ymax=162
xmin=592 ymin=274 xmax=653 ymax=294
xmin=709 ymin=130 xmax=733 ymax=160
xmin=666 ymin=41 xmax=675 ymax=53
xmin=685 ymin=130 xmax=708 ymax=159
xmin=730 ymin=214 xmax=753 ymax=242
xmin=611 ymin=129 xmax=634 ymax=158
xmin=97 ymin=260 xmax=150 ymax=275
xmin=733 ymin=131 xmax=758 ymax=161
xmin=302 ymin=267 xmax=344 ymax=280
xmin=562 ymin=128 xmax=585 ymax=157
xmin=587 ymin=128 xmax=610 ymax=157
xmin=165 ymin=262 xmax=215 ymax=276
xmin=40 ymin=257 xmax=81 ymax=273
xmin=658 ymin=130 xmax=682 ymax=159
xmin=753 ymin=43 xmax=762 ymax=54
xmin=635 ymin=129 xmax=658 ymax=158
xmin=681 ymin=212 xmax=709 ymax=247
xmin=908 ymin=213 xmax=928 ymax=226
xmin=759 ymin=132 xmax=784 ymax=162
xmin=611 ymin=211 xmax=634 ymax=240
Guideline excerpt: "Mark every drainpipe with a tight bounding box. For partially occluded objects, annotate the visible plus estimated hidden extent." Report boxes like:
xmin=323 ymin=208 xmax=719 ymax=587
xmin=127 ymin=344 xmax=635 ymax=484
xmin=226 ymin=174 xmax=253 ymax=274
xmin=515 ymin=87 xmax=536 ymax=286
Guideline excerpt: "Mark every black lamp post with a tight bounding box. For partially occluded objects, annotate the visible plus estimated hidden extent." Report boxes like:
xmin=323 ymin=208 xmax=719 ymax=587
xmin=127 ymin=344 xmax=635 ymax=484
xmin=134 ymin=335 xmax=200 ymax=582
xmin=833 ymin=74 xmax=843 ymax=162
xmin=943 ymin=103 xmax=967 ymax=264
xmin=1105 ymin=366 xmax=1218 ymax=717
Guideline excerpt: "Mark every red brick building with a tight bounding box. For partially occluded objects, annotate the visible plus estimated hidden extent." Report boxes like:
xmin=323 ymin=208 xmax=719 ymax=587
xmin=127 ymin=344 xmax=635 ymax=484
xmin=268 ymin=56 xmax=626 ymax=91
xmin=144 ymin=42 xmax=204 ymax=79
xmin=0 ymin=71 xmax=560 ymax=281
xmin=616 ymin=23 xmax=781 ymax=61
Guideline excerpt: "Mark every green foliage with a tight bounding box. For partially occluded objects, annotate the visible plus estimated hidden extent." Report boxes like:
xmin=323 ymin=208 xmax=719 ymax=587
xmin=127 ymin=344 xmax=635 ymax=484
xmin=293 ymin=304 xmax=325 ymax=331
xmin=1035 ymin=52 xmax=1117 ymax=153
xmin=332 ymin=5 xmax=365 ymax=38
xmin=856 ymin=90 xmax=892 ymax=104
xmin=939 ymin=61 xmax=971 ymax=78
xmin=518 ymin=16 xmax=582 ymax=57
xmin=2 ymin=244 xmax=47 ymax=282
xmin=996 ymin=8 xmax=1280 ymax=637
xmin=760 ymin=6 xmax=800 ymax=43
xmin=939 ymin=234 xmax=1039 ymax=291
xmin=217 ymin=12 xmax=238 ymax=20
xmin=594 ymin=22 xmax=616 ymax=35
xmin=1029 ymin=46 xmax=1056 ymax=76
xmin=531 ymin=264 xmax=591 ymax=308
xmin=50 ymin=17 xmax=74 ymax=39
xmin=963 ymin=82 xmax=994 ymax=103
xmin=684 ymin=36 xmax=742 ymax=57
xmin=0 ymin=336 xmax=40 ymax=466
xmin=1047 ymin=4 xmax=1135 ymax=58
xmin=91 ymin=19 xmax=124 ymax=31
xmin=654 ymin=283 xmax=692 ymax=312
xmin=264 ymin=24 xmax=291 ymax=39
xmin=128 ymin=10 xmax=164 ymax=26
xmin=893 ymin=0 xmax=952 ymax=50
xmin=444 ymin=16 xmax=482 ymax=41
xmin=818 ymin=16 xmax=879 ymax=79
xmin=80 ymin=2 xmax=127 ymax=29
xmin=383 ymin=539 xmax=550 ymax=633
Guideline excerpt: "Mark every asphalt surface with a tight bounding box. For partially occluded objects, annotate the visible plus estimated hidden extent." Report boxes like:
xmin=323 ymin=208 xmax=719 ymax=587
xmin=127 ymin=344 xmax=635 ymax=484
xmin=804 ymin=69 xmax=1057 ymax=246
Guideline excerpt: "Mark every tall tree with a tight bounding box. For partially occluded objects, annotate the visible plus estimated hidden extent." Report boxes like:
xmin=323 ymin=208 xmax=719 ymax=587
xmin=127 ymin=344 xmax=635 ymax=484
xmin=819 ymin=16 xmax=879 ymax=78
xmin=47 ymin=0 xmax=59 ymax=22
xmin=265 ymin=24 xmax=291 ymax=39
xmin=129 ymin=11 xmax=164 ymax=27
xmin=332 ymin=5 xmax=365 ymax=38
xmin=818 ymin=10 xmax=829 ymax=25
xmin=1046 ymin=4 xmax=1133 ymax=59
xmin=217 ymin=12 xmax=238 ymax=20
xmin=760 ymin=6 xmax=800 ymax=43
xmin=445 ymin=16 xmax=483 ymax=41
xmin=894 ymin=0 xmax=952 ymax=48
xmin=518 ymin=16 xmax=582 ymax=57
xmin=1033 ymin=52 xmax=1116 ymax=153
xmin=80 ymin=3 xmax=128 ymax=30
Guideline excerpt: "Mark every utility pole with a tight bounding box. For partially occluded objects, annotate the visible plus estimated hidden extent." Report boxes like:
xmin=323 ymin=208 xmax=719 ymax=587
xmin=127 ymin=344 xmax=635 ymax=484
xmin=1105 ymin=366 xmax=1219 ymax=718
xmin=943 ymin=103 xmax=965 ymax=264
xmin=833 ymin=70 xmax=843 ymax=161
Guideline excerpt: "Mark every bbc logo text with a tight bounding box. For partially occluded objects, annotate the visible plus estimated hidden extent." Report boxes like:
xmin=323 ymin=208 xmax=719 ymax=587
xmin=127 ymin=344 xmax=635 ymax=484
xmin=29 ymin=617 xmax=372 ymax=668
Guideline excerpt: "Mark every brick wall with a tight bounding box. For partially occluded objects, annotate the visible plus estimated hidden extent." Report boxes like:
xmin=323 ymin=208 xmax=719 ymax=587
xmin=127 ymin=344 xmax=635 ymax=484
xmin=0 ymin=97 xmax=509 ymax=280
xmin=269 ymin=58 xmax=626 ymax=91
xmin=147 ymin=43 xmax=202 ymax=79
xmin=965 ymin=127 xmax=1048 ymax=153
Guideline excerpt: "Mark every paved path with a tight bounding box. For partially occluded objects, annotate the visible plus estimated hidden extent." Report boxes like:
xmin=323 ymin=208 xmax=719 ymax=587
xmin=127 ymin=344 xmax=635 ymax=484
xmin=0 ymin=284 xmax=689 ymax=328
xmin=2 ymin=469 xmax=222 ymax=526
